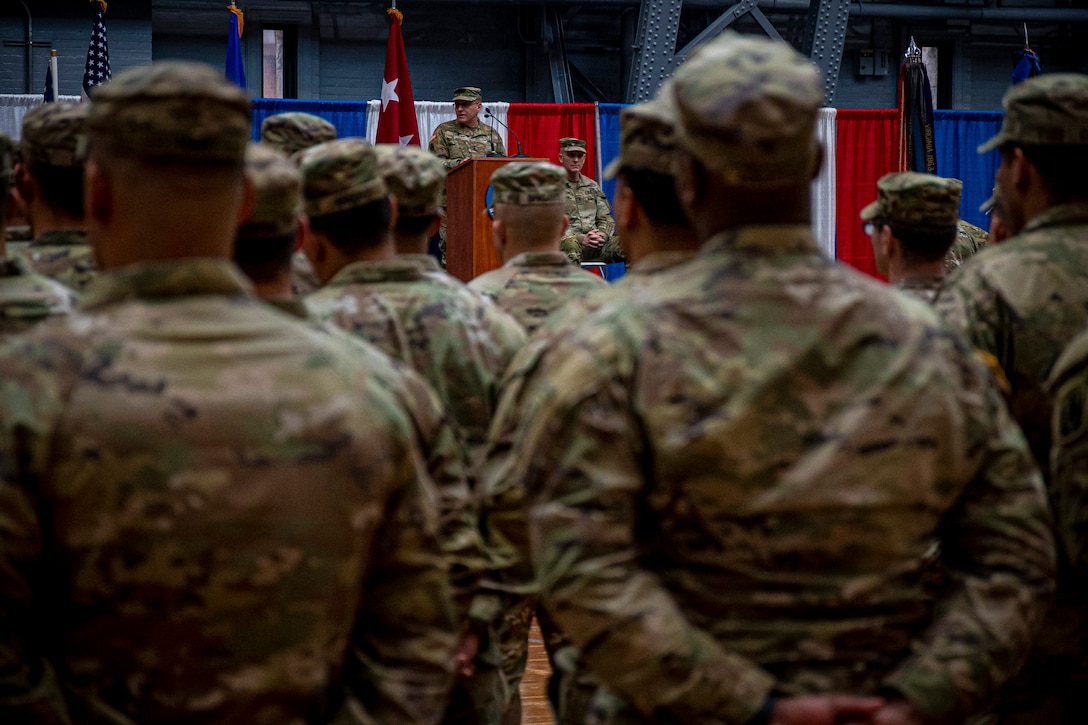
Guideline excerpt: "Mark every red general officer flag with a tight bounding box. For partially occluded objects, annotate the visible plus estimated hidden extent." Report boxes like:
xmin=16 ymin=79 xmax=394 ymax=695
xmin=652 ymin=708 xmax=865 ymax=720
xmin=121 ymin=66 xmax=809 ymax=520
xmin=375 ymin=8 xmax=420 ymax=147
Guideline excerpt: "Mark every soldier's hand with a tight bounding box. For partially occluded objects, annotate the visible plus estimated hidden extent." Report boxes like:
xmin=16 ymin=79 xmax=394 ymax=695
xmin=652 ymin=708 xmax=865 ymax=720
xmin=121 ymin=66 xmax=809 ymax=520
xmin=870 ymin=700 xmax=926 ymax=725
xmin=583 ymin=230 xmax=606 ymax=249
xmin=770 ymin=694 xmax=885 ymax=725
xmin=454 ymin=629 xmax=479 ymax=679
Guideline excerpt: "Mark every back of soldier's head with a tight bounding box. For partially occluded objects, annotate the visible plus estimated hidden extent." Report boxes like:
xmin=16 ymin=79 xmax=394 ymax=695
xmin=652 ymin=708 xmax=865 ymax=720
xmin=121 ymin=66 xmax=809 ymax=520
xmin=669 ymin=32 xmax=823 ymax=191
xmin=261 ymin=113 xmax=337 ymax=158
xmin=861 ymin=172 xmax=962 ymax=263
xmin=490 ymin=161 xmax=566 ymax=248
xmin=374 ymin=145 xmax=444 ymax=236
xmin=19 ymin=101 xmax=89 ymax=218
xmin=605 ymin=94 xmax=687 ymax=226
xmin=0 ymin=133 xmax=14 ymax=228
xmin=86 ymin=61 xmax=251 ymax=173
xmin=298 ymin=138 xmax=391 ymax=254
xmin=235 ymin=143 xmax=301 ymax=283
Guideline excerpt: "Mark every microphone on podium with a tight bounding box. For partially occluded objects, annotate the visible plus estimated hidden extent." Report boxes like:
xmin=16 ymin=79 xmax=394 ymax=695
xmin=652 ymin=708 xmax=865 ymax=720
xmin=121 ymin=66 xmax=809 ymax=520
xmin=484 ymin=108 xmax=528 ymax=158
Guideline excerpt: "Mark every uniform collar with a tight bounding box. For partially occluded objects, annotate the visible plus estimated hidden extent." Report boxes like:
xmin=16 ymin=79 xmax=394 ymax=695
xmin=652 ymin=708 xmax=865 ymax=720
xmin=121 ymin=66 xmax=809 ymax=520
xmin=1022 ymin=201 xmax=1088 ymax=235
xmin=700 ymin=224 xmax=819 ymax=256
xmin=895 ymin=274 xmax=945 ymax=291
xmin=327 ymin=257 xmax=427 ymax=285
xmin=80 ymin=258 xmax=254 ymax=310
xmin=506 ymin=251 xmax=571 ymax=268
xmin=30 ymin=229 xmax=89 ymax=248
xmin=630 ymin=251 xmax=695 ymax=275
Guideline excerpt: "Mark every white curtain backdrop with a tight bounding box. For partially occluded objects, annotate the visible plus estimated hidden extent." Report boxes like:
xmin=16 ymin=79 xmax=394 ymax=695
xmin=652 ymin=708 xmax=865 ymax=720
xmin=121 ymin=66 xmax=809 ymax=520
xmin=365 ymin=100 xmax=511 ymax=152
xmin=0 ymin=95 xmax=82 ymax=140
xmin=812 ymin=107 xmax=837 ymax=260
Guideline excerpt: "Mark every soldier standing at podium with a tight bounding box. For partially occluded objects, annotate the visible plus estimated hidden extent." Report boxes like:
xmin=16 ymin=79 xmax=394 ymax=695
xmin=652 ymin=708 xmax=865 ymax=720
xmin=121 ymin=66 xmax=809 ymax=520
xmin=430 ymin=86 xmax=506 ymax=266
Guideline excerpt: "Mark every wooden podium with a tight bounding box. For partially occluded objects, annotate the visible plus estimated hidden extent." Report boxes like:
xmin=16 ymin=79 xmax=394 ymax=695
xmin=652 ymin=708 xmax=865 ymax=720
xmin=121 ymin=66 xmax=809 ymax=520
xmin=445 ymin=157 xmax=545 ymax=282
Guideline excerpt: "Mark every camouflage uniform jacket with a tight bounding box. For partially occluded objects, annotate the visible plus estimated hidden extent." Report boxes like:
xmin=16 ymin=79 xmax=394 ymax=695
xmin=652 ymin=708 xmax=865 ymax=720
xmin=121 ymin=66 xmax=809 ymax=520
xmin=483 ymin=224 xmax=1055 ymax=725
xmin=19 ymin=229 xmax=97 ymax=292
xmin=894 ymin=274 xmax=945 ymax=306
xmin=429 ymin=120 xmax=505 ymax=171
xmin=304 ymin=254 xmax=526 ymax=467
xmin=937 ymin=202 xmax=1088 ymax=479
xmin=945 ymin=219 xmax=989 ymax=273
xmin=467 ymin=251 xmax=607 ymax=336
xmin=561 ymin=174 xmax=620 ymax=263
xmin=0 ymin=256 xmax=77 ymax=336
xmin=266 ymin=294 xmax=486 ymax=619
xmin=0 ymin=259 xmax=460 ymax=724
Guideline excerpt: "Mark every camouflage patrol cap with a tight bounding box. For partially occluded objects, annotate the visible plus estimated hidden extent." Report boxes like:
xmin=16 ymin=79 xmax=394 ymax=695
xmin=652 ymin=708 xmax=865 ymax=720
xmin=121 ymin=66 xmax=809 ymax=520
xmin=860 ymin=172 xmax=962 ymax=233
xmin=260 ymin=112 xmax=337 ymax=157
xmin=979 ymin=73 xmax=1088 ymax=152
xmin=490 ymin=161 xmax=565 ymax=205
xmin=374 ymin=144 xmax=445 ymax=217
xmin=86 ymin=61 xmax=250 ymax=164
xmin=604 ymin=97 xmax=677 ymax=179
xmin=298 ymin=137 xmax=388 ymax=217
xmin=239 ymin=143 xmax=302 ymax=240
xmin=559 ymin=137 xmax=586 ymax=154
xmin=453 ymin=86 xmax=483 ymax=102
xmin=669 ymin=32 xmax=824 ymax=188
xmin=20 ymin=101 xmax=89 ymax=168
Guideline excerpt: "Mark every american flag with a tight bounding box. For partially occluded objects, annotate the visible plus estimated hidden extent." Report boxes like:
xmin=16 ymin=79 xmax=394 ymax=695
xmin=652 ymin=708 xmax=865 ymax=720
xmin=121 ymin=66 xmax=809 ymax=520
xmin=81 ymin=3 xmax=111 ymax=101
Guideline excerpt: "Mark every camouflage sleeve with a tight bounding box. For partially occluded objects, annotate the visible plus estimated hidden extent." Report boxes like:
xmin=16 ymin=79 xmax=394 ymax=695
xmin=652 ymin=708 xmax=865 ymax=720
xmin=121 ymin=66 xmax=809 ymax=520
xmin=1050 ymin=349 xmax=1088 ymax=576
xmin=344 ymin=433 xmax=461 ymax=725
xmin=493 ymin=132 xmax=506 ymax=159
xmin=0 ymin=341 xmax=77 ymax=722
xmin=483 ymin=329 xmax=775 ymax=725
xmin=391 ymin=363 xmax=489 ymax=620
xmin=428 ymin=128 xmax=461 ymax=171
xmin=560 ymin=237 xmax=583 ymax=264
xmin=883 ymin=338 xmax=1056 ymax=722
xmin=594 ymin=187 xmax=616 ymax=239
xmin=936 ymin=267 xmax=1011 ymax=372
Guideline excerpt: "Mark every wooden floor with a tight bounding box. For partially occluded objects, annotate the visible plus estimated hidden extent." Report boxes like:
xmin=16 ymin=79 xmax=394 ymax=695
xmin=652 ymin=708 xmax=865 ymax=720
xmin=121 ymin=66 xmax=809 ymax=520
xmin=520 ymin=619 xmax=555 ymax=724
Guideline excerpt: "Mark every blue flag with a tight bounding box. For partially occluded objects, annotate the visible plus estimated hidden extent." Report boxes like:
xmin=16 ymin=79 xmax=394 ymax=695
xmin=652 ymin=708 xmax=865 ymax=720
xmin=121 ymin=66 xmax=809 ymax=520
xmin=226 ymin=9 xmax=246 ymax=90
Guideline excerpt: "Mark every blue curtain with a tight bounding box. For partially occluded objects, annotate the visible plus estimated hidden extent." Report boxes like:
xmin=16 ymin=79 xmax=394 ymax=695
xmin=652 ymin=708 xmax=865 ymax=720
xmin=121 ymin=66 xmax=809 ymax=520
xmin=933 ymin=110 xmax=1003 ymax=229
xmin=251 ymin=99 xmax=370 ymax=142
xmin=598 ymin=103 xmax=626 ymax=206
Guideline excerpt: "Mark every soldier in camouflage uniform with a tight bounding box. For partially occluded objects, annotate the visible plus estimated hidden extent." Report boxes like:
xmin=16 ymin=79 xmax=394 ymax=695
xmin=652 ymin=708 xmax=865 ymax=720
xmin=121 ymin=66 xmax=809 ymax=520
xmin=13 ymin=102 xmax=97 ymax=291
xmin=938 ymin=73 xmax=1088 ymax=725
xmin=861 ymin=172 xmax=962 ymax=304
xmin=527 ymin=96 xmax=701 ymax=725
xmin=0 ymin=132 xmax=77 ymax=335
xmin=238 ymin=140 xmax=488 ymax=709
xmin=0 ymin=61 xmax=461 ymax=723
xmin=372 ymin=142 xmax=523 ymax=725
xmin=259 ymin=112 xmax=338 ymax=296
xmin=468 ymin=161 xmax=606 ymax=336
xmin=430 ymin=87 xmax=505 ymax=267
xmin=558 ymin=137 xmax=622 ymax=264
xmin=300 ymin=137 xmax=525 ymax=466
xmin=429 ymin=86 xmax=505 ymax=169
xmin=483 ymin=32 xmax=1055 ymax=725
xmin=233 ymin=142 xmax=303 ymax=301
